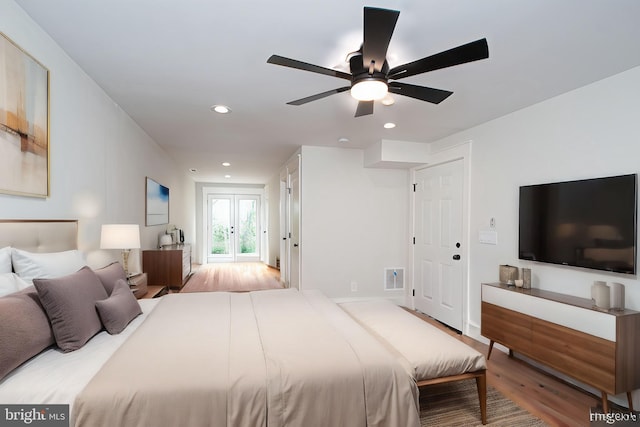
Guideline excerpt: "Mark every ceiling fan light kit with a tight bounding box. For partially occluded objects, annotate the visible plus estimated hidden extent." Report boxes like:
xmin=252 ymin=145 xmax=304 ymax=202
xmin=351 ymin=79 xmax=388 ymax=101
xmin=267 ymin=6 xmax=489 ymax=117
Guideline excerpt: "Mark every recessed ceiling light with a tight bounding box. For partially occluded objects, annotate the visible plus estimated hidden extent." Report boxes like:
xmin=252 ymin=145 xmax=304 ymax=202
xmin=381 ymin=95 xmax=395 ymax=106
xmin=224 ymin=174 xmax=231 ymax=179
xmin=222 ymin=162 xmax=231 ymax=167
xmin=338 ymin=137 xmax=350 ymax=144
xmin=211 ymin=105 xmax=231 ymax=114
xmin=384 ymin=122 xmax=396 ymax=129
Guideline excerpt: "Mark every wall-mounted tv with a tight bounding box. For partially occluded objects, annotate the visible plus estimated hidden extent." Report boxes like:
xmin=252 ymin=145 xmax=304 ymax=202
xmin=519 ymin=174 xmax=637 ymax=275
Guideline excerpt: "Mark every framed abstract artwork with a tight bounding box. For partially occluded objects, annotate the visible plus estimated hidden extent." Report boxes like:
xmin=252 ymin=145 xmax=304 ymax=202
xmin=145 ymin=177 xmax=169 ymax=226
xmin=0 ymin=32 xmax=50 ymax=197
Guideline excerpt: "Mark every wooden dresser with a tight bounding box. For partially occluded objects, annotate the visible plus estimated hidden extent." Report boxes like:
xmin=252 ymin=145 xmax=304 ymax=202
xmin=143 ymin=244 xmax=191 ymax=290
xmin=481 ymin=282 xmax=640 ymax=412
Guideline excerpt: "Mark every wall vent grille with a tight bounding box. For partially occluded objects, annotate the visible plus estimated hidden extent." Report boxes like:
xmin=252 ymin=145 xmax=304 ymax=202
xmin=384 ymin=268 xmax=404 ymax=290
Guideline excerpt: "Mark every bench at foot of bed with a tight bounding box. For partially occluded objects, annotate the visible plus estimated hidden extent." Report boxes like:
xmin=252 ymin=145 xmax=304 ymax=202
xmin=339 ymin=299 xmax=488 ymax=425
xmin=417 ymin=369 xmax=487 ymax=425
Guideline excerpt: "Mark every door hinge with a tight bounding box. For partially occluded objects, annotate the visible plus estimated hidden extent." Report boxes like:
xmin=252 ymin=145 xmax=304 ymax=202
xmin=289 ymin=232 xmax=292 ymax=238
xmin=287 ymin=187 xmax=292 ymax=194
xmin=412 ymin=237 xmax=415 ymax=245
xmin=413 ymin=183 xmax=417 ymax=192
xmin=412 ymin=289 xmax=415 ymax=297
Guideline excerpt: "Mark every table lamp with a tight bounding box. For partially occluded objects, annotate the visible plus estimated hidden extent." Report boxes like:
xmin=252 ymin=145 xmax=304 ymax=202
xmin=100 ymin=224 xmax=141 ymax=276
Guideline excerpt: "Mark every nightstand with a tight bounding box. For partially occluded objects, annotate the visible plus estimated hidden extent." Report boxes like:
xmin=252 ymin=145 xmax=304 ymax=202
xmin=128 ymin=273 xmax=148 ymax=299
xmin=142 ymin=285 xmax=169 ymax=299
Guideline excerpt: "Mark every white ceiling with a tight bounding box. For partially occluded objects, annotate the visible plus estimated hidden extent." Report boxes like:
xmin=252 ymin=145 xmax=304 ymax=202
xmin=14 ymin=0 xmax=640 ymax=184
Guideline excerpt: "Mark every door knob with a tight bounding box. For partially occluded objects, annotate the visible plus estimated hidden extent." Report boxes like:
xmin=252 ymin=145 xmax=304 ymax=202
xmin=453 ymin=254 xmax=461 ymax=260
xmin=293 ymin=243 xmax=299 ymax=247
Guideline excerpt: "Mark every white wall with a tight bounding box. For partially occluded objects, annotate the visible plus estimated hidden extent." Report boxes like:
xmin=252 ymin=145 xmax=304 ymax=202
xmin=425 ymin=65 xmax=640 ymax=408
xmin=428 ymin=66 xmax=640 ymax=333
xmin=0 ymin=1 xmax=194 ymax=269
xmin=300 ymin=145 xmax=409 ymax=300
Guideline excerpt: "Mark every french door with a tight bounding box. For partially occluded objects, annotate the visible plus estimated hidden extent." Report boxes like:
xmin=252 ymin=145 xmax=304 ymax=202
xmin=207 ymin=194 xmax=260 ymax=263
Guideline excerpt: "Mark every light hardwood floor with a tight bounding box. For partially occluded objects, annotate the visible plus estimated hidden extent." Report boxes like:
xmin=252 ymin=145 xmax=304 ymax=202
xmin=180 ymin=263 xmax=608 ymax=426
xmin=180 ymin=262 xmax=282 ymax=293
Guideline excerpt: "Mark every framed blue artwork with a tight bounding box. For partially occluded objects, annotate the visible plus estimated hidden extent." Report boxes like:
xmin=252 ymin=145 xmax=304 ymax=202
xmin=145 ymin=177 xmax=169 ymax=226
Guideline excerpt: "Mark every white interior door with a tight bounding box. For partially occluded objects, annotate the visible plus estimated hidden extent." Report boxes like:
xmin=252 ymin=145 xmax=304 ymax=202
xmin=207 ymin=194 xmax=260 ymax=263
xmin=287 ymin=158 xmax=301 ymax=290
xmin=279 ymin=173 xmax=288 ymax=286
xmin=413 ymin=159 xmax=464 ymax=330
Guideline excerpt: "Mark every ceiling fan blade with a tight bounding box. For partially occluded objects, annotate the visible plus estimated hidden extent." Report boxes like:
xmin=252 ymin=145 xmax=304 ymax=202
xmin=388 ymin=82 xmax=453 ymax=104
xmin=286 ymin=87 xmax=351 ymax=106
xmin=355 ymin=100 xmax=374 ymax=117
xmin=387 ymin=38 xmax=489 ymax=80
xmin=362 ymin=7 xmax=399 ymax=73
xmin=268 ymin=55 xmax=352 ymax=80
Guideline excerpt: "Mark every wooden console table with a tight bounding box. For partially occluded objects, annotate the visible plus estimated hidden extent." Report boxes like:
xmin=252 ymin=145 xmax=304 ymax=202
xmin=481 ymin=282 xmax=640 ymax=412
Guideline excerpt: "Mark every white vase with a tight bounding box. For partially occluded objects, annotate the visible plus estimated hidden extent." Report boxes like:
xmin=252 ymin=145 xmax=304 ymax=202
xmin=159 ymin=234 xmax=172 ymax=247
xmin=591 ymin=281 xmax=610 ymax=310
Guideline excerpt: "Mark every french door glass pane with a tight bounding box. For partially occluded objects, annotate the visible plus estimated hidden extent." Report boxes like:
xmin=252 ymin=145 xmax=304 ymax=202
xmin=238 ymin=199 xmax=257 ymax=255
xmin=211 ymin=198 xmax=231 ymax=255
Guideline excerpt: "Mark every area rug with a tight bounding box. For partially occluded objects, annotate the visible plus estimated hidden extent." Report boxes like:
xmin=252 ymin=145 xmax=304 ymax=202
xmin=420 ymin=379 xmax=548 ymax=426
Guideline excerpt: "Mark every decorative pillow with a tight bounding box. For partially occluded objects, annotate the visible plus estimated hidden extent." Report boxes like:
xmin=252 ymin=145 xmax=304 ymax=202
xmin=33 ymin=266 xmax=108 ymax=352
xmin=0 ymin=286 xmax=55 ymax=381
xmin=96 ymin=279 xmax=142 ymax=334
xmin=0 ymin=273 xmax=31 ymax=297
xmin=11 ymin=248 xmax=86 ymax=283
xmin=94 ymin=262 xmax=127 ymax=295
xmin=0 ymin=246 xmax=11 ymax=273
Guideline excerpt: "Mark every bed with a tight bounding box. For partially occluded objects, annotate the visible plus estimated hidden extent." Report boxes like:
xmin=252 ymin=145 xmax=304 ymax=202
xmin=0 ymin=219 xmax=487 ymax=426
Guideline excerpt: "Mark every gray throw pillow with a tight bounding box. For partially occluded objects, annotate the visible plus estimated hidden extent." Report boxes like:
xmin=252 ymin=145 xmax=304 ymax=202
xmin=0 ymin=287 xmax=55 ymax=380
xmin=33 ymin=266 xmax=108 ymax=352
xmin=94 ymin=261 xmax=127 ymax=294
xmin=96 ymin=279 xmax=142 ymax=334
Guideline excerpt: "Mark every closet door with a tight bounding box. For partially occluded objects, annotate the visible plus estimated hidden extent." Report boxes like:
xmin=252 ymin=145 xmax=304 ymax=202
xmin=413 ymin=159 xmax=463 ymax=330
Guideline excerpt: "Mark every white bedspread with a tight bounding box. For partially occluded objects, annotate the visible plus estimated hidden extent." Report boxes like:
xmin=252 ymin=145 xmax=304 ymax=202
xmin=72 ymin=289 xmax=420 ymax=427
xmin=0 ymin=299 xmax=160 ymax=414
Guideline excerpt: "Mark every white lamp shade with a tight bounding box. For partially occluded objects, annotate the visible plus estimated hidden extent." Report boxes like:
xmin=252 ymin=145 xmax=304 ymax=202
xmin=100 ymin=224 xmax=141 ymax=249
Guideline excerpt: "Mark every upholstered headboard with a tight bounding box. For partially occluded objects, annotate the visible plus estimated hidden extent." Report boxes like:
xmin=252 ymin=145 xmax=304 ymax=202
xmin=0 ymin=220 xmax=78 ymax=252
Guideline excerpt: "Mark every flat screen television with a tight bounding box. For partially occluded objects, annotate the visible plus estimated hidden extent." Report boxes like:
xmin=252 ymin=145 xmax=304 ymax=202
xmin=519 ymin=174 xmax=637 ymax=274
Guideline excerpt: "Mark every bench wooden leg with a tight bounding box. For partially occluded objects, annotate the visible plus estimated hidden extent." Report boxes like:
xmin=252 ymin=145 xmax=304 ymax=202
xmin=417 ymin=370 xmax=488 ymax=425
xmin=475 ymin=371 xmax=487 ymax=425
xmin=627 ymin=391 xmax=634 ymax=412
xmin=487 ymin=340 xmax=494 ymax=360
xmin=601 ymin=391 xmax=609 ymax=413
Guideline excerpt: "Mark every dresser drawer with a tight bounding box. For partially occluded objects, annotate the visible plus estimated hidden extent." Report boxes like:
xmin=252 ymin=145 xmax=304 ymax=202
xmin=143 ymin=244 xmax=191 ymax=289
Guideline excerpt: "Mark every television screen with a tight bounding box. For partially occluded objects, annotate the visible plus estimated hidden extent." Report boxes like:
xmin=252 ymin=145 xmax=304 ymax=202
xmin=519 ymin=174 xmax=637 ymax=274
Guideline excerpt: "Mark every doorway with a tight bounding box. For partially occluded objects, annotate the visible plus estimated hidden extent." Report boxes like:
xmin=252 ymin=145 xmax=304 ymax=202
xmin=279 ymin=154 xmax=301 ymax=289
xmin=207 ymin=194 xmax=261 ymax=263
xmin=413 ymin=158 xmax=464 ymax=330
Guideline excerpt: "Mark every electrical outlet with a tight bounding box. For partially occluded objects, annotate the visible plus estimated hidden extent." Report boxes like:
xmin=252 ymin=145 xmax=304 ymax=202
xmin=350 ymin=281 xmax=358 ymax=292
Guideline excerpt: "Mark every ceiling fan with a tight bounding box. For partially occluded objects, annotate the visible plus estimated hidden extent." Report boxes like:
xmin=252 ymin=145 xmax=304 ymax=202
xmin=267 ymin=7 xmax=489 ymax=117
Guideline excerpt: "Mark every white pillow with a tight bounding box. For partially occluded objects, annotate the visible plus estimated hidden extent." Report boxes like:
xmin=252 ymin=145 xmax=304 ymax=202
xmin=11 ymin=248 xmax=86 ymax=283
xmin=0 ymin=247 xmax=11 ymax=274
xmin=0 ymin=273 xmax=31 ymax=297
